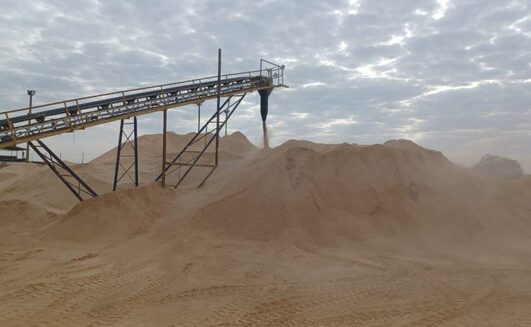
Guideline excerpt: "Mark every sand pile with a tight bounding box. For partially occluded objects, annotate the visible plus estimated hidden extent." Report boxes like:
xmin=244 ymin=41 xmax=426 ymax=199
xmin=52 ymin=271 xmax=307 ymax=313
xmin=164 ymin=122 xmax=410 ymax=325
xmin=0 ymin=132 xmax=258 ymax=210
xmin=84 ymin=131 xmax=258 ymax=188
xmin=3 ymin=134 xmax=530 ymax=249
xmin=90 ymin=132 xmax=193 ymax=166
xmin=0 ymin=132 xmax=260 ymax=243
xmin=2 ymin=132 xmax=531 ymax=326
xmin=0 ymin=163 xmax=85 ymax=212
xmin=193 ymin=139 xmax=531 ymax=252
xmin=92 ymin=131 xmax=256 ymax=166
xmin=39 ymin=184 xmax=170 ymax=243
xmin=0 ymin=199 xmax=58 ymax=245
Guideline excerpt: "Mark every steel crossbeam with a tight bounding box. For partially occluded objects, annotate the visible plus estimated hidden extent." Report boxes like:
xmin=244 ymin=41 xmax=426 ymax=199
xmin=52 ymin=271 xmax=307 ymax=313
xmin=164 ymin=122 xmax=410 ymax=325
xmin=28 ymin=140 xmax=97 ymax=201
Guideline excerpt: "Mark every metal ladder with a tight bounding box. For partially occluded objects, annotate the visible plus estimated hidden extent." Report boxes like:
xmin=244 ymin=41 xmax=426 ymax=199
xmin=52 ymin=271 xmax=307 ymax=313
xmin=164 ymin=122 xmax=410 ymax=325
xmin=156 ymin=93 xmax=246 ymax=188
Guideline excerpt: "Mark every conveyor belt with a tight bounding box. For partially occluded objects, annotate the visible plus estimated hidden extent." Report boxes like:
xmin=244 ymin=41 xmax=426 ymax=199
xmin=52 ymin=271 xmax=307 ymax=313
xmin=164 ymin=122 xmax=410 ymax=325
xmin=0 ymin=67 xmax=283 ymax=148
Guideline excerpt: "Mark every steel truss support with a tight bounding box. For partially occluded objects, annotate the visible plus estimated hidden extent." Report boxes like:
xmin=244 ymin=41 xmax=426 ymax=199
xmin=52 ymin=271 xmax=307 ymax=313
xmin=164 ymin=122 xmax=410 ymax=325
xmin=157 ymin=93 xmax=247 ymax=189
xmin=161 ymin=110 xmax=167 ymax=188
xmin=28 ymin=140 xmax=97 ymax=201
xmin=113 ymin=117 xmax=139 ymax=191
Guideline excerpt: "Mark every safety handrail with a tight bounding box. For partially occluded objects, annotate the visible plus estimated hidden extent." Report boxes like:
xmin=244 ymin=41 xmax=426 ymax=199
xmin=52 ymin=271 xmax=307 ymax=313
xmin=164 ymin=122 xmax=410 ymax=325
xmin=0 ymin=59 xmax=285 ymax=149
xmin=2 ymin=68 xmax=280 ymax=115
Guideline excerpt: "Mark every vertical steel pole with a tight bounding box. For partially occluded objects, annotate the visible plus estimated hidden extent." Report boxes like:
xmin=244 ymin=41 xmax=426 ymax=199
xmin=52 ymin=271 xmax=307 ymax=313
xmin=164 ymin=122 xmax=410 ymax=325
xmin=197 ymin=103 xmax=201 ymax=132
xmin=161 ymin=110 xmax=167 ymax=188
xmin=215 ymin=49 xmax=221 ymax=167
xmin=133 ymin=116 xmax=139 ymax=187
xmin=113 ymin=119 xmax=125 ymax=191
xmin=26 ymin=90 xmax=35 ymax=163
xmin=225 ymin=110 xmax=228 ymax=136
xmin=28 ymin=94 xmax=33 ymax=114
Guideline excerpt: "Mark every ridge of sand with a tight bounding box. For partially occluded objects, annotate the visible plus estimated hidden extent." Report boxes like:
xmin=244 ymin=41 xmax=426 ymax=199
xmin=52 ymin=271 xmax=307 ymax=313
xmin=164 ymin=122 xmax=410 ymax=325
xmin=39 ymin=184 xmax=170 ymax=243
xmin=0 ymin=199 xmax=59 ymax=244
xmin=91 ymin=131 xmax=257 ymax=165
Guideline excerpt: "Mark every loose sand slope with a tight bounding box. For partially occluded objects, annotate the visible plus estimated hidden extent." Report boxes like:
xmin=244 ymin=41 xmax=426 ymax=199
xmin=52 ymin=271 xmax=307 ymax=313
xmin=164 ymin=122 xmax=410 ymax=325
xmin=1 ymin=133 xmax=531 ymax=326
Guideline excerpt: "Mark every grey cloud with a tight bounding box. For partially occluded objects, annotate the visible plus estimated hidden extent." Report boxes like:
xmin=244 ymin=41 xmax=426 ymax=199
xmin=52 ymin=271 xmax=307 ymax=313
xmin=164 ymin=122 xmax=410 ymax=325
xmin=0 ymin=0 xmax=530 ymax=171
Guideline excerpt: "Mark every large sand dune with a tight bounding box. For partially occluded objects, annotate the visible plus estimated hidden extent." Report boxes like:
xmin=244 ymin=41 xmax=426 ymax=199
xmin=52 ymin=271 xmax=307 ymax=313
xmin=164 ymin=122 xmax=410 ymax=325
xmin=1 ymin=132 xmax=531 ymax=326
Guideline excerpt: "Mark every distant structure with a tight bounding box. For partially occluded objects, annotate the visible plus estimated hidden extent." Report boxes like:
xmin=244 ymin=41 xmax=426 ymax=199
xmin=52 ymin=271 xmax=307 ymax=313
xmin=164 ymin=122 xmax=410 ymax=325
xmin=474 ymin=154 xmax=524 ymax=179
xmin=0 ymin=146 xmax=25 ymax=162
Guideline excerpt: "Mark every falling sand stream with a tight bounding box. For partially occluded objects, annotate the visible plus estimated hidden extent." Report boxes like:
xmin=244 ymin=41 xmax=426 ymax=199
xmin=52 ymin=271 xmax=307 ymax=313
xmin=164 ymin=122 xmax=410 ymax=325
xmin=262 ymin=121 xmax=269 ymax=149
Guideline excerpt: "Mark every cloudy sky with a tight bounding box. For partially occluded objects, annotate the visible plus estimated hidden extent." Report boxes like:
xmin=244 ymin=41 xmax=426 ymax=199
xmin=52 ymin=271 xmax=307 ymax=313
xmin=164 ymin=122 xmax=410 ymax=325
xmin=0 ymin=0 xmax=530 ymax=171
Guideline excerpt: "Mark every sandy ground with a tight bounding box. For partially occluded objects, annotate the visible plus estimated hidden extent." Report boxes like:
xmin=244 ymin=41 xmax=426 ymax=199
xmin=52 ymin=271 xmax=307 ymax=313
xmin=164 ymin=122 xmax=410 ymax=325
xmin=1 ymin=132 xmax=531 ymax=326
